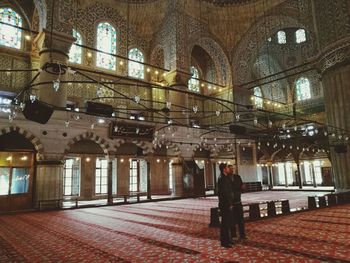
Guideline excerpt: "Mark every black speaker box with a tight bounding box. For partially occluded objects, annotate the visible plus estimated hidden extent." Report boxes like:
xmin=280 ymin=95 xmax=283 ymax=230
xmin=86 ymin=101 xmax=113 ymax=117
xmin=334 ymin=144 xmax=347 ymax=153
xmin=229 ymin=124 xmax=247 ymax=135
xmin=22 ymin=100 xmax=54 ymax=124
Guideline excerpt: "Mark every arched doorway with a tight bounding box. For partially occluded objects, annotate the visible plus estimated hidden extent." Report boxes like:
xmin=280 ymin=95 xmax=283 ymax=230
xmin=0 ymin=131 xmax=37 ymax=212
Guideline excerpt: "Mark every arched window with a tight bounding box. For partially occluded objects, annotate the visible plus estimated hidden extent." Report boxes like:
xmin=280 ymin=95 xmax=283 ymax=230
xmin=253 ymin=87 xmax=263 ymax=108
xmin=128 ymin=48 xmax=144 ymax=79
xmin=277 ymin=30 xmax=286 ymax=44
xmin=296 ymin=28 xmax=306 ymax=43
xmin=188 ymin=66 xmax=200 ymax=93
xmin=69 ymin=29 xmax=82 ymax=64
xmin=296 ymin=77 xmax=311 ymax=101
xmin=96 ymin=22 xmax=117 ymax=70
xmin=0 ymin=8 xmax=22 ymax=49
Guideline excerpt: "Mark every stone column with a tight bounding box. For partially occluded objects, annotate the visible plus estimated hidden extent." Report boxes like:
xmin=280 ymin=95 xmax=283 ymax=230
xmin=313 ymin=0 xmax=350 ymax=191
xmin=33 ymin=29 xmax=75 ymax=108
xmin=321 ymin=62 xmax=350 ymax=190
xmin=107 ymin=160 xmax=113 ymax=204
xmin=267 ymin=161 xmax=273 ymax=189
xmin=164 ymin=71 xmax=190 ymax=126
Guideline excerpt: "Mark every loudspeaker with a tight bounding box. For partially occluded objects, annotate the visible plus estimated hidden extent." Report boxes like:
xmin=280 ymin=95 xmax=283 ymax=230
xmin=22 ymin=100 xmax=54 ymax=124
xmin=335 ymin=144 xmax=347 ymax=153
xmin=86 ymin=101 xmax=113 ymax=117
xmin=229 ymin=124 xmax=247 ymax=135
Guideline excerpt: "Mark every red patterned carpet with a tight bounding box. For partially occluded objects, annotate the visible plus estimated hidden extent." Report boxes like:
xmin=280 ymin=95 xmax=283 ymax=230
xmin=0 ymin=198 xmax=349 ymax=262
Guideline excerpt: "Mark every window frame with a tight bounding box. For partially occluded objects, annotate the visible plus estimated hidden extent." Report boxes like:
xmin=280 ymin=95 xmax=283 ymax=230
xmin=95 ymin=157 xmax=108 ymax=195
xmin=0 ymin=7 xmax=23 ymax=50
xmin=295 ymin=77 xmax=311 ymax=101
xmin=96 ymin=21 xmax=117 ymax=71
xmin=188 ymin=66 xmax=200 ymax=93
xmin=69 ymin=29 xmax=83 ymax=64
xmin=128 ymin=47 xmax=145 ymax=79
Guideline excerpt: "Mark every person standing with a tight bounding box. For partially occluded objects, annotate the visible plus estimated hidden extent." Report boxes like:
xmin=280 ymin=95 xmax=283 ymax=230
xmin=228 ymin=165 xmax=246 ymax=240
xmin=217 ymin=163 xmax=234 ymax=248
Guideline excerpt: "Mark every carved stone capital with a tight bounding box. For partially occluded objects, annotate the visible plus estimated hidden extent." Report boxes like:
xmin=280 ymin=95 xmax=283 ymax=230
xmin=33 ymin=29 xmax=75 ymax=59
xmin=164 ymin=70 xmax=191 ymax=87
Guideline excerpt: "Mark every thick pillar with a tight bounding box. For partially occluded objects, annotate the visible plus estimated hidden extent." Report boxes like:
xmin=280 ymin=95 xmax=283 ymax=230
xmin=267 ymin=161 xmax=273 ymax=189
xmin=33 ymin=29 xmax=75 ymax=108
xmin=322 ymin=63 xmax=350 ymax=190
xmin=313 ymin=0 xmax=350 ymax=191
xmin=164 ymin=71 xmax=190 ymax=126
xmin=107 ymin=160 xmax=113 ymax=204
xmin=296 ymin=162 xmax=302 ymax=189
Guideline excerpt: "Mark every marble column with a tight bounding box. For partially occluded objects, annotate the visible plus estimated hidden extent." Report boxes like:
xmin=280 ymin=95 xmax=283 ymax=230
xmin=322 ymin=62 xmax=350 ymax=190
xmin=313 ymin=0 xmax=350 ymax=191
xmin=107 ymin=160 xmax=113 ymax=204
xmin=33 ymin=29 xmax=75 ymax=108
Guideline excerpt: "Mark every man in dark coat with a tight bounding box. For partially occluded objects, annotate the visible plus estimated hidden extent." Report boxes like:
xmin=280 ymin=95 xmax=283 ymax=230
xmin=217 ymin=163 xmax=234 ymax=248
xmin=228 ymin=165 xmax=246 ymax=240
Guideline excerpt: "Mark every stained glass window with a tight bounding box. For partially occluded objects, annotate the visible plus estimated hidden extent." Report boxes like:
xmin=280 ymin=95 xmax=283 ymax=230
xmin=0 ymin=8 xmax=22 ymax=49
xmin=69 ymin=29 xmax=82 ymax=64
xmin=277 ymin=30 xmax=286 ymax=44
xmin=253 ymin=87 xmax=263 ymax=108
xmin=128 ymin=48 xmax=144 ymax=79
xmin=188 ymin=66 xmax=200 ymax=93
xmin=96 ymin=22 xmax=117 ymax=70
xmin=296 ymin=77 xmax=311 ymax=101
xmin=296 ymin=28 xmax=306 ymax=43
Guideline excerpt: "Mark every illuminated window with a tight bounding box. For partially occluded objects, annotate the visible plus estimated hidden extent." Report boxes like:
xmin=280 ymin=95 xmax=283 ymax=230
xmin=277 ymin=30 xmax=286 ymax=44
xmin=313 ymin=160 xmax=322 ymax=185
xmin=253 ymin=87 xmax=263 ymax=108
xmin=96 ymin=22 xmax=117 ymax=70
xmin=296 ymin=29 xmax=306 ymax=43
xmin=64 ymin=158 xmax=80 ymax=196
xmin=96 ymin=158 xmax=108 ymax=194
xmin=296 ymin=77 xmax=311 ymax=101
xmin=0 ymin=96 xmax=12 ymax=113
xmin=69 ymin=29 xmax=82 ymax=64
xmin=128 ymin=48 xmax=144 ymax=79
xmin=169 ymin=162 xmax=173 ymax=190
xmin=285 ymin=162 xmax=293 ymax=185
xmin=303 ymin=161 xmax=312 ymax=184
xmin=188 ymin=66 xmax=200 ymax=93
xmin=277 ymin=163 xmax=286 ymax=185
xmin=0 ymin=8 xmax=22 ymax=49
xmin=130 ymin=159 xmax=138 ymax=192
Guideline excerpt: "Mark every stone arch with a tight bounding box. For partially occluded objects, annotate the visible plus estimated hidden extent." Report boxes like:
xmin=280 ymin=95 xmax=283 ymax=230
xmin=64 ymin=131 xmax=111 ymax=158
xmin=189 ymin=37 xmax=231 ymax=86
xmin=232 ymin=15 xmax=312 ymax=86
xmin=164 ymin=141 xmax=181 ymax=156
xmin=0 ymin=126 xmax=44 ymax=160
xmin=114 ymin=139 xmax=153 ymax=156
xmin=33 ymin=0 xmax=47 ymax=30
